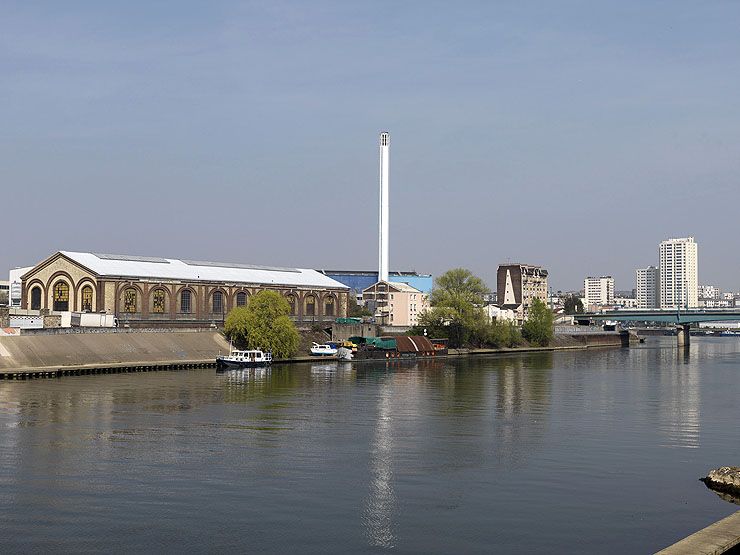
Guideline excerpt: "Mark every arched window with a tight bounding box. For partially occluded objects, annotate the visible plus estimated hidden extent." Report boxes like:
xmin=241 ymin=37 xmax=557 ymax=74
xmin=181 ymin=289 xmax=192 ymax=313
xmin=31 ymin=287 xmax=42 ymax=310
xmin=236 ymin=291 xmax=248 ymax=307
xmin=305 ymin=295 xmax=316 ymax=316
xmin=152 ymin=289 xmax=166 ymax=313
xmin=324 ymin=296 xmax=335 ymax=317
xmin=81 ymin=286 xmax=93 ymax=312
xmin=53 ymin=281 xmax=70 ymax=311
xmin=213 ymin=291 xmax=223 ymax=313
xmin=123 ymin=288 xmax=137 ymax=313
xmin=286 ymin=294 xmax=296 ymax=316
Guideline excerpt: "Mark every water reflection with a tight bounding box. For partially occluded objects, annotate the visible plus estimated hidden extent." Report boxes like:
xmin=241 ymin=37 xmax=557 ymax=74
xmin=3 ymin=340 xmax=740 ymax=553
xmin=490 ymin=353 xmax=553 ymax=467
xmin=363 ymin=379 xmax=396 ymax=549
xmin=636 ymin=342 xmax=702 ymax=449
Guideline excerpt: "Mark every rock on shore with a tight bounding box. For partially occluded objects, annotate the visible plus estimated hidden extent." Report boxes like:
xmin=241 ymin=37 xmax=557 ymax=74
xmin=702 ymin=467 xmax=740 ymax=502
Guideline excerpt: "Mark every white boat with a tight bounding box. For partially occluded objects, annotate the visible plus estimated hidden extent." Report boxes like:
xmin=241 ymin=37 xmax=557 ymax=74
xmin=310 ymin=342 xmax=338 ymax=356
xmin=216 ymin=348 xmax=272 ymax=369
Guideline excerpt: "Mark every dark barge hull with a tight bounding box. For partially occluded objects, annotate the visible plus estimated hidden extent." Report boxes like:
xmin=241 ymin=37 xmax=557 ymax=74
xmin=352 ymin=349 xmax=447 ymax=361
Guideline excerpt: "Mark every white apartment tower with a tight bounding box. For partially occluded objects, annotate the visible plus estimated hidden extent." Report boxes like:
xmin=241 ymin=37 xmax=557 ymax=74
xmin=659 ymin=237 xmax=698 ymax=309
xmin=636 ymin=266 xmax=660 ymax=309
xmin=584 ymin=276 xmax=614 ymax=308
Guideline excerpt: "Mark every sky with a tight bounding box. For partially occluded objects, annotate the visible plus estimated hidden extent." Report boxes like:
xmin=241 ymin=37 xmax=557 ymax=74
xmin=3 ymin=1 xmax=740 ymax=292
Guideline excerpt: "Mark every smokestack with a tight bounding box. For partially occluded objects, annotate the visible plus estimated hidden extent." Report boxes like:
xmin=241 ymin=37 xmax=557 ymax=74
xmin=378 ymin=132 xmax=390 ymax=283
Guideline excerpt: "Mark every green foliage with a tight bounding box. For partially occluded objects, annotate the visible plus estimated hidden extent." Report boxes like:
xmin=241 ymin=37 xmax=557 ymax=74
xmin=224 ymin=307 xmax=250 ymax=345
xmin=223 ymin=290 xmax=300 ymax=358
xmin=486 ymin=319 xmax=523 ymax=348
xmin=348 ymin=295 xmax=371 ymax=317
xmin=410 ymin=269 xmax=492 ymax=348
xmin=563 ymin=294 xmax=584 ymax=315
xmin=409 ymin=268 xmax=527 ymax=350
xmin=522 ymin=298 xmax=555 ymax=347
xmin=430 ymin=268 xmax=490 ymax=315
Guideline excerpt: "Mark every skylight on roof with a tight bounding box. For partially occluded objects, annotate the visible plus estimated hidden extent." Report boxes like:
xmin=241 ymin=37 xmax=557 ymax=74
xmin=94 ymin=253 xmax=170 ymax=264
xmin=182 ymin=260 xmax=299 ymax=273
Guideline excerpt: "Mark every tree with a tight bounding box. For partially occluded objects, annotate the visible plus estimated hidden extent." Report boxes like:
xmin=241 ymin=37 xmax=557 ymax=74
xmin=430 ymin=268 xmax=490 ymax=314
xmin=563 ymin=294 xmax=584 ymax=315
xmin=415 ymin=268 xmax=491 ymax=348
xmin=348 ymin=295 xmax=371 ymax=317
xmin=223 ymin=290 xmax=300 ymax=358
xmin=486 ymin=319 xmax=523 ymax=348
xmin=522 ymin=297 xmax=555 ymax=347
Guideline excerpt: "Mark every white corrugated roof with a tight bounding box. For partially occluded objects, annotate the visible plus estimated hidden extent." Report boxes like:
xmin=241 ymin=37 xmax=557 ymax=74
xmin=363 ymin=280 xmax=423 ymax=293
xmin=60 ymin=251 xmax=348 ymax=289
xmin=388 ymin=281 xmax=423 ymax=293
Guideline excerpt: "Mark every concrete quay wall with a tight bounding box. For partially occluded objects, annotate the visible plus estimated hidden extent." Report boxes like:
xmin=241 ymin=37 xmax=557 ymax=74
xmin=0 ymin=330 xmax=230 ymax=372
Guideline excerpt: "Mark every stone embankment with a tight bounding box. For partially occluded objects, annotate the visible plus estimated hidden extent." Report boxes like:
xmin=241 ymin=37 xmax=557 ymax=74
xmin=0 ymin=330 xmax=230 ymax=378
xmin=0 ymin=329 xmax=628 ymax=380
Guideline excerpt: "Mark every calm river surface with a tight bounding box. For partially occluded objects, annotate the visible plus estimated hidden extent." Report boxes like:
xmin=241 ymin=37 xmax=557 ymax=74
xmin=2 ymin=337 xmax=740 ymax=553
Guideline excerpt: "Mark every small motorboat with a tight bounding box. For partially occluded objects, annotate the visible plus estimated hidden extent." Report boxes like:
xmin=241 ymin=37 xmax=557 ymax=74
xmin=217 ymin=349 xmax=272 ymax=369
xmin=310 ymin=342 xmax=338 ymax=356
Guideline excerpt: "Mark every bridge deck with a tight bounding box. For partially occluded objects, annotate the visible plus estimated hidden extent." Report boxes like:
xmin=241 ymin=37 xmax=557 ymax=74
xmin=576 ymin=310 xmax=740 ymax=324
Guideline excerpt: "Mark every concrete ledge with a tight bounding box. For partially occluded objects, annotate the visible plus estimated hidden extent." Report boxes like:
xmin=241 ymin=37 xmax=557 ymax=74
xmin=656 ymin=510 xmax=740 ymax=554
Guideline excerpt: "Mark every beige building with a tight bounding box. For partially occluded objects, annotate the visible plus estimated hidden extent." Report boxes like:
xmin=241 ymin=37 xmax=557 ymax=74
xmin=19 ymin=251 xmax=349 ymax=327
xmin=497 ymin=263 xmax=549 ymax=323
xmin=362 ymin=281 xmax=428 ymax=326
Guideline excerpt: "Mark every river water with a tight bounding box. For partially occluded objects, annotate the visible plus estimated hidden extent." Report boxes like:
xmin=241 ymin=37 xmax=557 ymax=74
xmin=1 ymin=337 xmax=739 ymax=553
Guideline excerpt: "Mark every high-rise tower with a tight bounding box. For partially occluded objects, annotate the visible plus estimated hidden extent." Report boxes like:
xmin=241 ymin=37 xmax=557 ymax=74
xmin=659 ymin=237 xmax=698 ymax=309
xmin=378 ymin=132 xmax=390 ymax=282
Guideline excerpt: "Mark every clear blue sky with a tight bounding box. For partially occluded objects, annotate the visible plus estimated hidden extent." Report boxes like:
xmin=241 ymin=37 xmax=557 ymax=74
xmin=3 ymin=1 xmax=740 ymax=291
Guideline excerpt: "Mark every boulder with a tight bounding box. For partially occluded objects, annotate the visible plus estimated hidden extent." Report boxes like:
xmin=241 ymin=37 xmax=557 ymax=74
xmin=702 ymin=467 xmax=740 ymax=499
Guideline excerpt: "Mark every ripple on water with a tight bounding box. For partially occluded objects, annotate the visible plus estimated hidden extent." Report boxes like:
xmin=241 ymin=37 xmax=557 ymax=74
xmin=0 ymin=340 xmax=739 ymax=553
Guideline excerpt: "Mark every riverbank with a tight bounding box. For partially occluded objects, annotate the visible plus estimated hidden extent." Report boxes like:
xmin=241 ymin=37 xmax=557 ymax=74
xmin=0 ymin=329 xmax=628 ymax=379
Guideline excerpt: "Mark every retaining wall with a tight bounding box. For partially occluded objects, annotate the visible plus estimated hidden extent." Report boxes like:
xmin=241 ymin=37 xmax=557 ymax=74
xmin=0 ymin=330 xmax=230 ymax=372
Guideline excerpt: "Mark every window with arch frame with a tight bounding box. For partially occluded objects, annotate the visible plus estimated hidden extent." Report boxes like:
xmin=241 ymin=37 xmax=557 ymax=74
xmin=81 ymin=286 xmax=93 ymax=312
xmin=324 ymin=296 xmax=335 ymax=316
xmin=123 ymin=288 xmax=137 ymax=313
xmin=152 ymin=289 xmax=166 ymax=313
xmin=53 ymin=281 xmax=70 ymax=311
xmin=286 ymin=295 xmax=296 ymax=315
xmin=31 ymin=287 xmax=42 ymax=310
xmin=236 ymin=291 xmax=248 ymax=307
xmin=181 ymin=289 xmax=192 ymax=313
xmin=305 ymin=295 xmax=316 ymax=316
xmin=213 ymin=291 xmax=223 ymax=313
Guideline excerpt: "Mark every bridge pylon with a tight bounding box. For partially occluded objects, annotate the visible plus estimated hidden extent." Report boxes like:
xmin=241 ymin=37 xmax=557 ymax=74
xmin=676 ymin=324 xmax=691 ymax=347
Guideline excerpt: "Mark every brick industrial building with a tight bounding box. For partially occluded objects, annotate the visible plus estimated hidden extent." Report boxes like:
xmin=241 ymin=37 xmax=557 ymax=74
xmin=19 ymin=251 xmax=349 ymax=327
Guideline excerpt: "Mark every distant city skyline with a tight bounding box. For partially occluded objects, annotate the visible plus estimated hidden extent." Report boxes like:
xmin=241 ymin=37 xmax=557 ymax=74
xmin=3 ymin=2 xmax=740 ymax=291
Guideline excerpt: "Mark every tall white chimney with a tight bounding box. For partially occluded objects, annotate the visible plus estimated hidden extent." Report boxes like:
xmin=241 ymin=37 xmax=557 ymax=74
xmin=378 ymin=131 xmax=390 ymax=283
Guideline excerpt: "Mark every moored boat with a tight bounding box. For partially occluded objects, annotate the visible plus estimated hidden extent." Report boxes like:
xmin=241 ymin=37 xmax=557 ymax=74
xmin=216 ymin=349 xmax=272 ymax=369
xmin=310 ymin=342 xmax=338 ymax=356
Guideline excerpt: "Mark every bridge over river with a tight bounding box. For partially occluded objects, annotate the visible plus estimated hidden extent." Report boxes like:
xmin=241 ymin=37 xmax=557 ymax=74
xmin=575 ymin=309 xmax=740 ymax=346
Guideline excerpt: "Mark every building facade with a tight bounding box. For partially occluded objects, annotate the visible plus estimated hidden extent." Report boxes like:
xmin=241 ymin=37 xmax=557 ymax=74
xmin=322 ymin=270 xmax=433 ymax=295
xmin=20 ymin=251 xmax=349 ymax=327
xmin=497 ymin=263 xmax=548 ymax=323
xmin=659 ymin=237 xmax=698 ymax=309
xmin=636 ymin=266 xmax=660 ymax=309
xmin=614 ymin=296 xmax=638 ymax=309
xmin=362 ymin=281 xmax=428 ymax=326
xmin=583 ymin=276 xmax=614 ymax=309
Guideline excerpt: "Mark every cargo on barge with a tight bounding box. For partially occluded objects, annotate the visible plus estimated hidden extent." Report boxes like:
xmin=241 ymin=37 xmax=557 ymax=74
xmin=341 ymin=336 xmax=448 ymax=361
